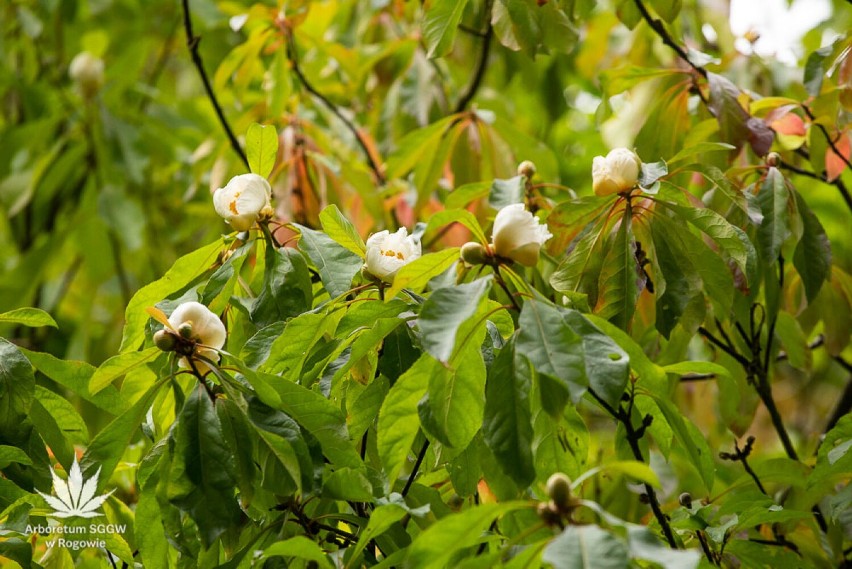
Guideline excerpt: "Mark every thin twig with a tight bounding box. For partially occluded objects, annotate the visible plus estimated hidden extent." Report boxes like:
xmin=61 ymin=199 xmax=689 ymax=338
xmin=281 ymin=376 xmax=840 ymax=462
xmin=719 ymin=437 xmax=767 ymax=496
xmin=698 ymin=326 xmax=750 ymax=367
xmin=588 ymin=388 xmax=678 ymax=548
xmin=454 ymin=2 xmax=493 ymax=114
xmin=180 ymin=0 xmax=249 ymax=168
xmin=402 ymin=439 xmax=430 ymax=496
xmin=284 ymin=29 xmax=386 ymax=184
xmin=631 ymin=0 xmax=707 ymax=78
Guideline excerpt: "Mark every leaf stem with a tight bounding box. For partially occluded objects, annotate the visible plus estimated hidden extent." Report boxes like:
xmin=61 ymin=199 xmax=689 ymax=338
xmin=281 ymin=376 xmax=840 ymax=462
xmin=180 ymin=0 xmax=249 ymax=168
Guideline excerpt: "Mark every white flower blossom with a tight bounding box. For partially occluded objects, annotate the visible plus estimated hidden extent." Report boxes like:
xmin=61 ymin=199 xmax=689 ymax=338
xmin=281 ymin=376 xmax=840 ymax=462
xmin=212 ymin=173 xmax=272 ymax=232
xmin=592 ymin=148 xmax=641 ymax=196
xmin=491 ymin=203 xmax=552 ymax=266
xmin=364 ymin=227 xmax=421 ymax=282
xmin=168 ymin=301 xmax=226 ymax=374
xmin=68 ymin=52 xmax=104 ymax=98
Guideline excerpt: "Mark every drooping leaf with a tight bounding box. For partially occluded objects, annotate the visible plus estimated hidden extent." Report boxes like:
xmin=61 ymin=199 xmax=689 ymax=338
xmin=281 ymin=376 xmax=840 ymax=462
xmin=753 ymin=167 xmax=793 ymax=263
xmin=543 ymin=524 xmax=629 ymax=569
xmin=792 ymin=191 xmax=831 ymax=302
xmin=483 ymin=340 xmax=535 ymax=487
xmin=423 ymin=0 xmax=471 ymax=58
xmin=246 ymin=122 xmax=279 ymax=178
xmin=295 ymin=224 xmax=362 ymax=298
xmin=89 ymin=347 xmax=159 ymax=394
xmin=489 ymin=176 xmax=526 ymax=209
xmin=650 ymin=395 xmax=715 ymax=492
xmin=250 ymin=245 xmax=313 ymax=327
xmin=0 ymin=339 xmax=34 ymax=435
xmin=418 ymin=276 xmax=492 ymax=363
xmin=594 ymin=209 xmax=640 ymax=330
xmin=119 ymin=239 xmax=222 ymax=352
xmin=319 ymin=204 xmax=367 ymax=258
xmin=0 ymin=307 xmax=57 ymax=328
xmin=386 ymin=248 xmax=461 ymax=298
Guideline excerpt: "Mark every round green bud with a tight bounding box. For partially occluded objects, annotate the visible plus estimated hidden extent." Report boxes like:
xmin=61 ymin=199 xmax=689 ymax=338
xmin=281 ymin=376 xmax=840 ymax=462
xmin=517 ymin=160 xmax=537 ymax=179
xmin=460 ymin=242 xmax=489 ymax=266
xmin=546 ymin=473 xmax=572 ymax=509
xmin=678 ymin=492 xmax=693 ymax=509
xmin=177 ymin=322 xmax=193 ymax=339
xmin=153 ymin=330 xmax=177 ymax=352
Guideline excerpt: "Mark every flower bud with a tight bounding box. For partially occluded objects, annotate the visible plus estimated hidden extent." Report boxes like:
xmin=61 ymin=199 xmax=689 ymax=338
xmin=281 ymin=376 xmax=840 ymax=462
xmin=517 ymin=160 xmax=537 ymax=179
xmin=679 ymin=492 xmax=693 ymax=509
xmin=177 ymin=322 xmax=193 ymax=339
xmin=213 ymin=174 xmax=273 ymax=232
xmin=491 ymin=203 xmax=552 ymax=266
xmin=546 ymin=473 xmax=572 ymax=509
xmin=460 ymin=242 xmax=489 ymax=266
xmin=153 ymin=330 xmax=177 ymax=352
xmin=363 ymin=227 xmax=421 ymax=283
xmin=766 ymin=152 xmax=781 ymax=168
xmin=592 ymin=148 xmax=641 ymax=196
xmin=68 ymin=52 xmax=104 ymax=99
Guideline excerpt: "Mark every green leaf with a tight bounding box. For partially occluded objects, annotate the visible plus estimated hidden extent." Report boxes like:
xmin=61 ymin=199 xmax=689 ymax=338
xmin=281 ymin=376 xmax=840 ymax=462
xmin=120 ymin=238 xmax=222 ymax=351
xmin=251 ymin=245 xmax=313 ymax=327
xmin=424 ymin=339 xmax=487 ymax=449
xmin=0 ymin=446 xmax=32 ymax=469
xmin=550 ymin=221 xmax=607 ymax=306
xmin=562 ymin=310 xmax=630 ymax=408
xmin=655 ymin=201 xmax=753 ymax=276
xmin=0 ymin=307 xmax=57 ymax=328
xmin=804 ymin=46 xmax=832 ymax=97
xmin=20 ymin=349 xmax=127 ymax=414
xmin=572 ymin=460 xmax=661 ymax=490
xmin=254 ymin=370 xmax=363 ymax=468
xmin=385 ymin=117 xmax=455 ymax=180
xmin=320 ymin=204 xmax=367 ymax=258
xmin=167 ymin=387 xmax=242 ymax=547
xmin=407 ymin=502 xmax=526 ymax=568
xmin=595 ymin=209 xmax=639 ymax=329
xmin=246 ymin=123 xmax=279 ymax=178
xmin=651 ymin=396 xmax=715 ymax=492
xmin=491 ymin=0 xmax=541 ymax=55
xmin=627 ymin=525 xmax=700 ymax=569
xmin=262 ymin=536 xmax=334 ymax=568
xmin=377 ymin=354 xmax=434 ymax=485
xmin=30 ymin=386 xmax=89 ymax=468
xmin=81 ymin=376 xmax=168 ymax=484
xmin=248 ymin=397 xmax=313 ymax=495
xmin=0 ymin=339 xmax=34 ymax=435
xmin=89 ymin=346 xmax=159 ymax=394
xmin=489 ymin=176 xmax=526 ymax=209
xmin=261 ymin=312 xmax=331 ymax=377
xmin=649 ymin=0 xmax=682 ymax=22
xmin=584 ymin=314 xmax=668 ymax=393
xmin=773 ymin=312 xmax=809 ymax=371
xmin=446 ymin=181 xmax=492 ymax=209
xmin=347 ymin=503 xmax=407 ymax=566
xmin=754 ymin=168 xmax=793 ymax=262
xmin=418 ymin=276 xmax=492 ymax=363
xmin=661 ymin=361 xmax=732 ymax=382
xmin=483 ymin=341 xmax=535 ymax=487
xmin=387 ymin=248 xmax=461 ymax=298
xmin=518 ymin=298 xmax=587 ymax=404
xmin=423 ymin=208 xmax=488 ymax=244
xmin=638 ymin=160 xmax=668 ymax=189
xmin=532 ymin=399 xmax=589 ymax=481
xmin=543 ymin=524 xmax=629 ymax=569
xmin=667 ymin=142 xmax=736 ymax=164
xmin=423 ymin=0 xmax=471 ymax=58
xmin=792 ymin=191 xmax=831 ymax=302
xmin=295 ymin=224 xmax=362 ymax=298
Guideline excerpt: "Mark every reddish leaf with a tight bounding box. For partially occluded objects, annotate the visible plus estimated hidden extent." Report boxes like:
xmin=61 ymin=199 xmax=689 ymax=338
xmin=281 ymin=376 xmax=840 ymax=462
xmin=770 ymin=112 xmax=806 ymax=136
xmin=825 ymin=131 xmax=851 ymax=181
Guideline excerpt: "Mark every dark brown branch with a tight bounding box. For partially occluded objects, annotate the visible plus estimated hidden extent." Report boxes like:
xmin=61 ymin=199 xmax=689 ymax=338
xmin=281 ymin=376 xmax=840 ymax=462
xmin=454 ymin=2 xmax=493 ymax=114
xmin=631 ymin=0 xmax=707 ymax=78
xmin=588 ymin=388 xmax=678 ymax=548
xmin=719 ymin=436 xmax=767 ymax=495
xmin=824 ymin=374 xmax=852 ymax=435
xmin=402 ymin=439 xmax=430 ymax=496
xmin=285 ymin=31 xmax=386 ymax=184
xmin=180 ymin=0 xmax=249 ymax=169
xmin=698 ymin=326 xmax=750 ymax=367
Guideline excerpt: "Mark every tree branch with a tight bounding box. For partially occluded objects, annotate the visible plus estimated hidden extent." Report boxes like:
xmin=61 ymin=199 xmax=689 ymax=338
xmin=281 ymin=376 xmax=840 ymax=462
xmin=180 ymin=0 xmax=249 ymax=169
xmin=631 ymin=0 xmax=707 ymax=78
xmin=402 ymin=438 xmax=430 ymax=496
xmin=284 ymin=29 xmax=386 ymax=185
xmin=454 ymin=4 xmax=493 ymax=114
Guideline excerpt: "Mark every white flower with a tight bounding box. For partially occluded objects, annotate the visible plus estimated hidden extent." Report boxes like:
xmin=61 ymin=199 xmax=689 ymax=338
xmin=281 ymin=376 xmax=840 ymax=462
xmin=68 ymin=52 xmax=104 ymax=98
xmin=168 ymin=301 xmax=226 ymax=374
xmin=592 ymin=148 xmax=641 ymax=196
xmin=364 ymin=227 xmax=421 ymax=282
xmin=491 ymin=203 xmax=552 ymax=266
xmin=37 ymin=457 xmax=113 ymax=519
xmin=212 ymin=173 xmax=272 ymax=232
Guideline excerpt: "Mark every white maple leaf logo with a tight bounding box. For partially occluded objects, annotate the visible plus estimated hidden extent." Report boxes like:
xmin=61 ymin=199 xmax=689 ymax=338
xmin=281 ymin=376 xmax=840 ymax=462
xmin=37 ymin=457 xmax=114 ymax=519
